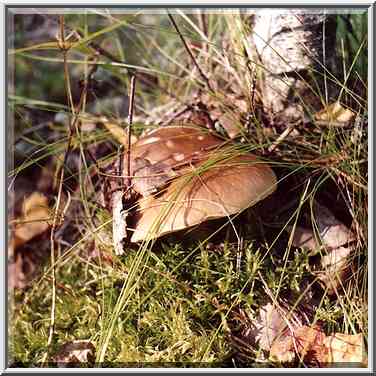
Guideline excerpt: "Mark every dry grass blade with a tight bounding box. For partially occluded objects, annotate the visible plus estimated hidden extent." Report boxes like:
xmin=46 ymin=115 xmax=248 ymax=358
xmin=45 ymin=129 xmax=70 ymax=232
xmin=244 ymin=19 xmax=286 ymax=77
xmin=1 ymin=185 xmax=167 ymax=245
xmin=167 ymin=12 xmax=214 ymax=93
xmin=43 ymin=15 xmax=97 ymax=363
xmin=10 ymin=10 xmax=367 ymax=368
xmin=126 ymin=75 xmax=136 ymax=188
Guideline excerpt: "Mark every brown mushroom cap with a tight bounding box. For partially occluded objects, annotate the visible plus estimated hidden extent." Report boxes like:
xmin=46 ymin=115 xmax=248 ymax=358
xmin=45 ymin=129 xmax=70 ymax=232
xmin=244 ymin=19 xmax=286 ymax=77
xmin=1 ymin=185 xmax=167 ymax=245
xmin=127 ymin=124 xmax=227 ymax=197
xmin=130 ymin=150 xmax=277 ymax=243
xmin=127 ymin=124 xmax=226 ymax=171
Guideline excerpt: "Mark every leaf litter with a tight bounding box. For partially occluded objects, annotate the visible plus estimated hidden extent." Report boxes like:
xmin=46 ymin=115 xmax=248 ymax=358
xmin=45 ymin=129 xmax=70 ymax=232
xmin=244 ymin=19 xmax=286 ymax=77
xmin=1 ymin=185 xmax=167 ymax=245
xmin=289 ymin=200 xmax=356 ymax=294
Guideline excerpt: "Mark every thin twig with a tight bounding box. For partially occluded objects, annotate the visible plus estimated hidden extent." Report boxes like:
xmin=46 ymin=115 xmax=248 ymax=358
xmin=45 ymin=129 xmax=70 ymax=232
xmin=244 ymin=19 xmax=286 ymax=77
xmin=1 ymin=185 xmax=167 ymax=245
xmin=126 ymin=75 xmax=136 ymax=188
xmin=267 ymin=121 xmax=299 ymax=154
xmin=161 ymin=105 xmax=192 ymax=126
xmin=42 ymin=15 xmax=68 ymax=364
xmin=199 ymin=11 xmax=208 ymax=40
xmin=43 ymin=15 xmax=94 ymax=364
xmin=72 ymin=27 xmax=185 ymax=105
xmin=167 ymin=12 xmax=214 ymax=92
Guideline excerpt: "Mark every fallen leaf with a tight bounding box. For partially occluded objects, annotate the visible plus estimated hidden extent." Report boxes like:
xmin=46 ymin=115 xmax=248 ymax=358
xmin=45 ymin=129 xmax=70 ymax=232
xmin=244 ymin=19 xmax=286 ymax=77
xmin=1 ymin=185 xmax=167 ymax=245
xmin=233 ymin=98 xmax=249 ymax=113
xmin=8 ymin=252 xmax=27 ymax=290
xmin=312 ymin=202 xmax=355 ymax=249
xmin=217 ymin=113 xmax=242 ymax=139
xmin=11 ymin=192 xmax=51 ymax=251
xmin=253 ymin=303 xmax=289 ymax=351
xmin=313 ymin=202 xmax=355 ymax=294
xmin=315 ymin=101 xmax=355 ymax=125
xmin=270 ymin=325 xmax=326 ymax=364
xmin=52 ymin=340 xmax=95 ymax=367
xmin=249 ymin=299 xmax=311 ymax=351
xmin=269 ymin=325 xmax=367 ymax=366
xmin=316 ymin=245 xmax=355 ymax=293
xmin=269 ymin=330 xmax=296 ymax=363
xmin=289 ymin=201 xmax=355 ymax=294
xmin=296 ymin=326 xmax=327 ymax=361
xmin=324 ymin=333 xmax=367 ymax=365
xmin=290 ymin=225 xmax=320 ymax=250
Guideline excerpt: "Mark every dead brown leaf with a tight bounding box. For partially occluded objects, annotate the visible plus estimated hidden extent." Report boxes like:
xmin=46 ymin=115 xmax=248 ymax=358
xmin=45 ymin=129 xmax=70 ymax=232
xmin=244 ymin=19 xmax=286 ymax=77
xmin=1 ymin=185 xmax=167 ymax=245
xmin=290 ymin=225 xmax=320 ymax=250
xmin=289 ymin=201 xmax=355 ymax=294
xmin=252 ymin=303 xmax=289 ymax=351
xmin=52 ymin=340 xmax=95 ymax=367
xmin=312 ymin=202 xmax=356 ymax=294
xmin=317 ymin=245 xmax=355 ymax=293
xmin=315 ymin=101 xmax=355 ymax=125
xmin=290 ymin=202 xmax=355 ymax=250
xmin=250 ymin=298 xmax=314 ymax=347
xmin=269 ymin=330 xmax=296 ymax=363
xmin=10 ymin=192 xmax=51 ymax=251
xmin=270 ymin=325 xmax=326 ymax=364
xmin=312 ymin=202 xmax=355 ymax=248
xmin=217 ymin=113 xmax=242 ymax=139
xmin=324 ymin=333 xmax=367 ymax=365
xmin=270 ymin=325 xmax=367 ymax=366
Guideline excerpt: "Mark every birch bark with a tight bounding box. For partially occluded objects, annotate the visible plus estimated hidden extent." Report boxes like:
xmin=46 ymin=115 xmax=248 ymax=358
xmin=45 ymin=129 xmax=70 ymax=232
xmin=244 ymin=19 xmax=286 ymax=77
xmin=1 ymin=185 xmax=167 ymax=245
xmin=250 ymin=10 xmax=337 ymax=123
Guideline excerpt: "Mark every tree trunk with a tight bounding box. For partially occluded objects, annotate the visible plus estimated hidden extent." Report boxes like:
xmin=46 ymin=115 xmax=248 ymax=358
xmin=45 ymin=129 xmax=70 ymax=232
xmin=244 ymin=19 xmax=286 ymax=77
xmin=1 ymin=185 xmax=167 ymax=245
xmin=250 ymin=10 xmax=338 ymax=124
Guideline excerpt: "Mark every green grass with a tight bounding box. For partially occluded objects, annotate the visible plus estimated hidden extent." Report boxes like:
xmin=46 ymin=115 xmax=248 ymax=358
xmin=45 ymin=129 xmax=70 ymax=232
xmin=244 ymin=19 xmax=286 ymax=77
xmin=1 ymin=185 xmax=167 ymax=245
xmin=10 ymin=233 xmax=341 ymax=366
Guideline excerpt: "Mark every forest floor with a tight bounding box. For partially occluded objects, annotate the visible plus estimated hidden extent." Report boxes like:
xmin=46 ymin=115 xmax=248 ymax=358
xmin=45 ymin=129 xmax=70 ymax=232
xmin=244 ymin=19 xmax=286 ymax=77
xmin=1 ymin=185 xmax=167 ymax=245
xmin=8 ymin=10 xmax=368 ymax=368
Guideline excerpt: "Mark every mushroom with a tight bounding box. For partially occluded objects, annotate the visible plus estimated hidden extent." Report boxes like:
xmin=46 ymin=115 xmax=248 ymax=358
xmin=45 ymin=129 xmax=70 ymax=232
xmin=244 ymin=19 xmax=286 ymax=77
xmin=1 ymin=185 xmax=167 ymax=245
xmin=123 ymin=124 xmax=277 ymax=243
xmin=126 ymin=125 xmax=226 ymax=196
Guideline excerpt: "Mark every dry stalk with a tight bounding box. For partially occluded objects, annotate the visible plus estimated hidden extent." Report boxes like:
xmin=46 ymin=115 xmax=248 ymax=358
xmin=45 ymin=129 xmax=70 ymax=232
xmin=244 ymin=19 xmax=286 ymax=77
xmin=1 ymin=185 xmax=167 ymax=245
xmin=126 ymin=75 xmax=136 ymax=188
xmin=71 ymin=26 xmax=185 ymax=105
xmin=267 ymin=121 xmax=299 ymax=154
xmin=42 ymin=15 xmax=97 ymax=364
xmin=167 ymin=12 xmax=214 ymax=93
xmin=112 ymin=74 xmax=137 ymax=256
